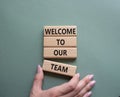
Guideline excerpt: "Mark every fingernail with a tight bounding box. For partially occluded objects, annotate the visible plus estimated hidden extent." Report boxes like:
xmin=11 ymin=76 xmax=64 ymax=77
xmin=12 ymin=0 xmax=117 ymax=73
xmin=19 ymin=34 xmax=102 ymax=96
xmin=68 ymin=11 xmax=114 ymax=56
xmin=88 ymin=74 xmax=94 ymax=80
xmin=76 ymin=73 xmax=80 ymax=78
xmin=86 ymin=91 xmax=92 ymax=97
xmin=89 ymin=80 xmax=96 ymax=87
xmin=37 ymin=65 xmax=41 ymax=73
xmin=75 ymin=73 xmax=80 ymax=78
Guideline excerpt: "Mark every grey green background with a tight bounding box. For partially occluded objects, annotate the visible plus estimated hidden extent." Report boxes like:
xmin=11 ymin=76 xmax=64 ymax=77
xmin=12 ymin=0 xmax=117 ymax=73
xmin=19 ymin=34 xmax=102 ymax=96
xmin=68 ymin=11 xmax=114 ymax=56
xmin=0 ymin=0 xmax=120 ymax=97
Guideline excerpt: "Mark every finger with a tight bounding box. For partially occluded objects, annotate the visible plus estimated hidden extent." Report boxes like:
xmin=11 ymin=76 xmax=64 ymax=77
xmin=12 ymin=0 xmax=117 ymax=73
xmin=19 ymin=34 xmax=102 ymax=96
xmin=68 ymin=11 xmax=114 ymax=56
xmin=83 ymin=91 xmax=92 ymax=97
xmin=75 ymin=80 xmax=96 ymax=97
xmin=47 ymin=73 xmax=80 ymax=97
xmin=63 ymin=74 xmax=94 ymax=97
xmin=32 ymin=65 xmax=44 ymax=91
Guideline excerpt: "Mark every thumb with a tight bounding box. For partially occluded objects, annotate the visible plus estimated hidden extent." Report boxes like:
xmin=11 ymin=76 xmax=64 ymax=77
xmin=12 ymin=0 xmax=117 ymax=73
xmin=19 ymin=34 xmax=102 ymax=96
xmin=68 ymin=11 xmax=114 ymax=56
xmin=32 ymin=65 xmax=44 ymax=91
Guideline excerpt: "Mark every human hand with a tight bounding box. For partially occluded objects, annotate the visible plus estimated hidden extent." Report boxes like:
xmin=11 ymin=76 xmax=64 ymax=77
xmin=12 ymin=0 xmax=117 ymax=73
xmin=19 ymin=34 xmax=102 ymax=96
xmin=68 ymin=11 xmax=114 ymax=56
xmin=30 ymin=65 xmax=96 ymax=97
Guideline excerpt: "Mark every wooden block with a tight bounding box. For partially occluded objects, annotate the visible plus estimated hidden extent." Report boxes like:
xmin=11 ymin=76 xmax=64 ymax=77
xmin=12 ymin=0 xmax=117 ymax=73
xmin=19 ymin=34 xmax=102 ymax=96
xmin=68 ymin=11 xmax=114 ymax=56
xmin=44 ymin=37 xmax=77 ymax=47
xmin=44 ymin=26 xmax=77 ymax=37
xmin=42 ymin=60 xmax=77 ymax=76
xmin=44 ymin=48 xmax=77 ymax=59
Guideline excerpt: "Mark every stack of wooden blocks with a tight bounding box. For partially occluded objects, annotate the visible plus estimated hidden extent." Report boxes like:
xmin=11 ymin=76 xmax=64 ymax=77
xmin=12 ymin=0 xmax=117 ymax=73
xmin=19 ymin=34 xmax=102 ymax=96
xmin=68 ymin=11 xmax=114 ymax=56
xmin=42 ymin=26 xmax=77 ymax=77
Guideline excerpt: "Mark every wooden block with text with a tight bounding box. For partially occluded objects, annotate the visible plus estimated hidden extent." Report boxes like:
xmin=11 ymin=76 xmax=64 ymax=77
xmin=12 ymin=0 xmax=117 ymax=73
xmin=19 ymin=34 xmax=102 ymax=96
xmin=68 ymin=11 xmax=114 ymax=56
xmin=42 ymin=60 xmax=77 ymax=76
xmin=44 ymin=25 xmax=77 ymax=59
xmin=44 ymin=26 xmax=77 ymax=37
xmin=44 ymin=37 xmax=77 ymax=47
xmin=44 ymin=48 xmax=77 ymax=59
